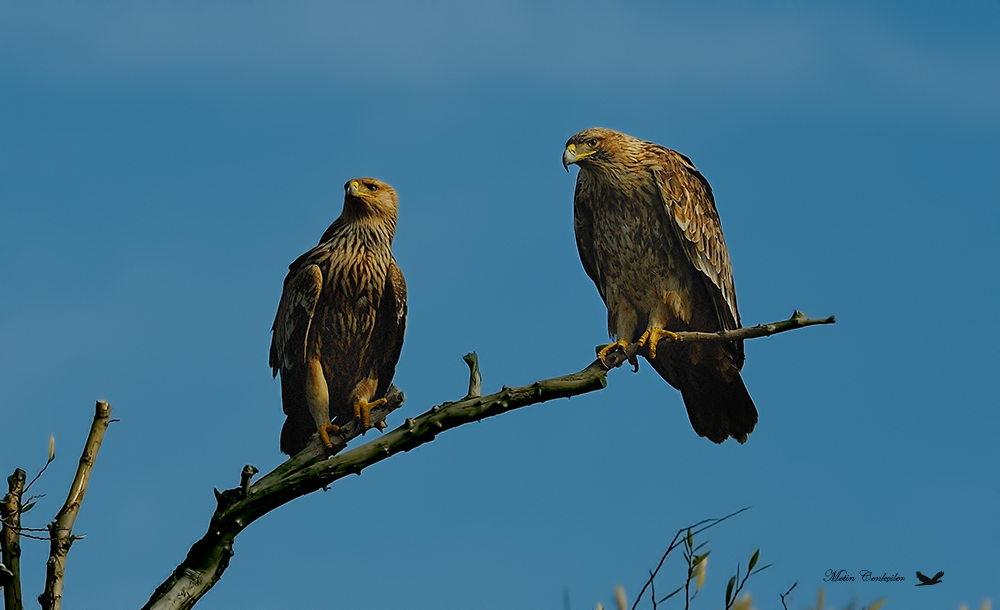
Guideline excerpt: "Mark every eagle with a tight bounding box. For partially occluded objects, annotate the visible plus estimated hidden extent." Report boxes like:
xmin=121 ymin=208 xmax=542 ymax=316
xmin=270 ymin=177 xmax=407 ymax=456
xmin=562 ymin=127 xmax=757 ymax=443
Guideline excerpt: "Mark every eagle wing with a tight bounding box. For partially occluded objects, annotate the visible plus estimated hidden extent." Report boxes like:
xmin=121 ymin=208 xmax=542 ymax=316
xmin=648 ymin=148 xmax=740 ymax=331
xmin=269 ymin=261 xmax=323 ymax=386
xmin=371 ymin=260 xmax=407 ymax=399
xmin=572 ymin=182 xmax=606 ymax=303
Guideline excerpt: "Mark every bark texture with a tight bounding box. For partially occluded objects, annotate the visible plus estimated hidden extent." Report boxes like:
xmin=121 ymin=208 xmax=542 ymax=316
xmin=38 ymin=400 xmax=113 ymax=610
xmin=2 ymin=469 xmax=26 ymax=610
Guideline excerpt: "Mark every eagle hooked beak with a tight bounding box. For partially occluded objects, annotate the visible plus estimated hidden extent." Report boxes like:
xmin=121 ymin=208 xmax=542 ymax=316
xmin=562 ymin=143 xmax=595 ymax=171
xmin=346 ymin=180 xmax=364 ymax=198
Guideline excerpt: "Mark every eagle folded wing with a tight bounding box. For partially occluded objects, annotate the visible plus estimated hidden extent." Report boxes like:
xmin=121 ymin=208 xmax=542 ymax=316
xmin=269 ymin=263 xmax=323 ymax=377
xmin=371 ymin=261 xmax=407 ymax=398
xmin=650 ymin=158 xmax=739 ymax=330
xmin=572 ymin=188 xmax=605 ymax=303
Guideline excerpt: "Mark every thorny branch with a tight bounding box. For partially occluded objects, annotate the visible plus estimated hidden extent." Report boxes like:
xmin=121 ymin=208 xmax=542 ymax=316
xmin=135 ymin=310 xmax=831 ymax=609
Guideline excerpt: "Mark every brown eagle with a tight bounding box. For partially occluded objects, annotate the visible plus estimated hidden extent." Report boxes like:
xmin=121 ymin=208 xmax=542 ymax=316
xmin=563 ymin=127 xmax=757 ymax=443
xmin=270 ymin=177 xmax=407 ymax=455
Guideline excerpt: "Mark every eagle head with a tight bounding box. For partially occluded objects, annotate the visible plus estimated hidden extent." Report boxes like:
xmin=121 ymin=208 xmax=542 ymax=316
xmin=343 ymin=177 xmax=398 ymax=221
xmin=563 ymin=127 xmax=631 ymax=171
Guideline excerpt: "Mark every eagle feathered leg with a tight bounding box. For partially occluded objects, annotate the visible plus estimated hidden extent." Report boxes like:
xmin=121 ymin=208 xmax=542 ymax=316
xmin=305 ymin=358 xmax=340 ymax=450
xmin=638 ymin=328 xmax=680 ymax=360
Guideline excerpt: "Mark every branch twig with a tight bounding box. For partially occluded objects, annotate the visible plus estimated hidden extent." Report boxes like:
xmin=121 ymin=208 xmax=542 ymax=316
xmin=463 ymin=352 xmax=482 ymax=399
xmin=725 ymin=551 xmax=772 ymax=610
xmin=632 ymin=507 xmax=750 ymax=610
xmin=1 ymin=469 xmax=26 ymax=610
xmin=780 ymin=582 xmax=797 ymax=610
xmin=602 ymin=311 xmax=834 ymax=369
xmin=38 ymin=401 xmax=113 ymax=610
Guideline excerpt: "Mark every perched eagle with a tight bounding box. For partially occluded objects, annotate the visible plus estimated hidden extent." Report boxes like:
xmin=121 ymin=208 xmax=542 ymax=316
xmin=563 ymin=128 xmax=757 ymax=443
xmin=270 ymin=178 xmax=407 ymax=455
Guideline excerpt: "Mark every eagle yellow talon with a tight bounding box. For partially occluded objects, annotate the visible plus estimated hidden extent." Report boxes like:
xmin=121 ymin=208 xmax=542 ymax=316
xmin=317 ymin=423 xmax=341 ymax=449
xmin=638 ymin=328 xmax=680 ymax=359
xmin=354 ymin=398 xmax=388 ymax=430
xmin=597 ymin=339 xmax=631 ymax=365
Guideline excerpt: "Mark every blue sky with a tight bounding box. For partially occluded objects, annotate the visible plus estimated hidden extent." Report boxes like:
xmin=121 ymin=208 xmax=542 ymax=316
xmin=1 ymin=1 xmax=998 ymax=609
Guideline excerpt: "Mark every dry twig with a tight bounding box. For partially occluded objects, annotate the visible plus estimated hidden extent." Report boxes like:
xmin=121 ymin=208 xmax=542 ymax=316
xmin=37 ymin=401 xmax=113 ymax=610
xmin=2 ymin=469 xmax=27 ymax=610
xmin=602 ymin=310 xmax=835 ymax=369
xmin=632 ymin=507 xmax=750 ymax=610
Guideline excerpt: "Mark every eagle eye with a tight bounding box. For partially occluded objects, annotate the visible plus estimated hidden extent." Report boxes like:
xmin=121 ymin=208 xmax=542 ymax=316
xmin=587 ymin=138 xmax=599 ymax=147
xmin=366 ymin=183 xmax=378 ymax=192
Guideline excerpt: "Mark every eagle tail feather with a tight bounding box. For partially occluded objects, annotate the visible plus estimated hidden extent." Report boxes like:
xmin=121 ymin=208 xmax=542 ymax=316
xmin=279 ymin=410 xmax=316 ymax=456
xmin=679 ymin=372 xmax=757 ymax=444
xmin=650 ymin=356 xmax=758 ymax=443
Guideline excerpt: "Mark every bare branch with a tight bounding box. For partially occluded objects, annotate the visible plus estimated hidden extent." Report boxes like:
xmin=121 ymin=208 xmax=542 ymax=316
xmin=6 ymin=532 xmax=52 ymax=542
xmin=22 ymin=445 xmax=54 ymax=497
xmin=602 ymin=311 xmax=835 ymax=369
xmin=38 ymin=401 xmax=113 ymax=610
xmin=2 ymin=469 xmax=26 ymax=610
xmin=649 ymin=570 xmax=657 ymax=610
xmin=780 ymin=582 xmax=797 ymax=610
xmin=142 ymin=363 xmax=609 ymax=609
xmin=141 ymin=387 xmax=407 ymax=610
xmin=142 ymin=311 xmax=831 ymax=610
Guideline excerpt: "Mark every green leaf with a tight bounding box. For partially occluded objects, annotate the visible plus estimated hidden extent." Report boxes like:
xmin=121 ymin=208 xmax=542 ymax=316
xmin=748 ymin=549 xmax=759 ymax=571
xmin=693 ymin=551 xmax=709 ymax=566
xmin=686 ymin=529 xmax=693 ymax=549
xmin=20 ymin=501 xmax=35 ymax=514
xmin=867 ymin=600 xmax=886 ymax=610
xmin=725 ymin=576 xmax=736 ymax=605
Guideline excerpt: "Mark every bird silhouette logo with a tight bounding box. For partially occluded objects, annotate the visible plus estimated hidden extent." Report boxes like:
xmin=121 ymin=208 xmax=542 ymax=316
xmin=915 ymin=571 xmax=944 ymax=586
